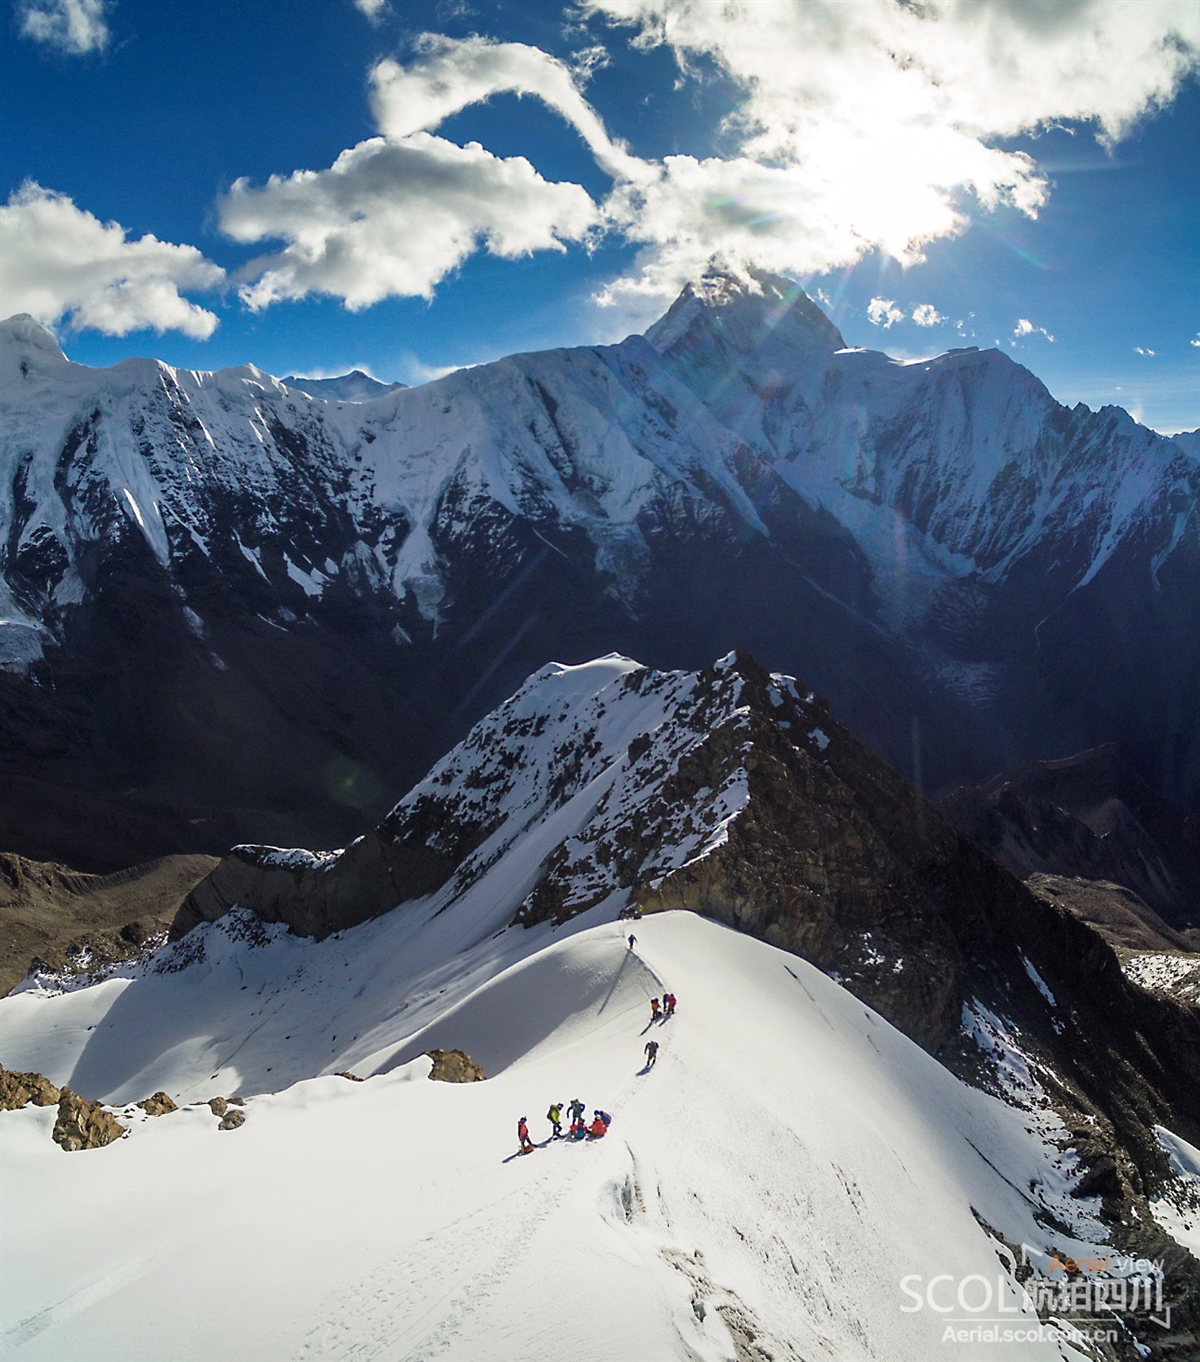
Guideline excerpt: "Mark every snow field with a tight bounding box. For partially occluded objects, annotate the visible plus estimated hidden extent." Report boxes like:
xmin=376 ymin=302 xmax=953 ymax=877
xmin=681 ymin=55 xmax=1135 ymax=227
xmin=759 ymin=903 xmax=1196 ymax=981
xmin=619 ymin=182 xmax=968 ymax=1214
xmin=0 ymin=910 xmax=1116 ymax=1360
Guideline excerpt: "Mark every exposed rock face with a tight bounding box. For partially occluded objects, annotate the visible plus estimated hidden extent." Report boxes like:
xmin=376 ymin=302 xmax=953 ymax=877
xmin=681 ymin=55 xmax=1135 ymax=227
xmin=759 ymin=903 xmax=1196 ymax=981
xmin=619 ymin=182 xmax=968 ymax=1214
xmin=425 ymin=1049 xmax=486 ymax=1083
xmin=173 ymin=832 xmax=456 ymax=941
xmin=940 ymin=746 xmax=1200 ymax=930
xmin=52 ymin=1089 xmax=125 ymax=1151
xmin=137 ymin=1091 xmax=177 ymax=1116
xmin=1027 ymin=874 xmax=1199 ymax=956
xmin=218 ymin=1109 xmax=245 ymax=1131
xmin=0 ymin=851 xmax=218 ymax=995
xmin=208 ymin=1097 xmax=228 ymax=1116
xmin=0 ymin=1063 xmax=61 ymax=1109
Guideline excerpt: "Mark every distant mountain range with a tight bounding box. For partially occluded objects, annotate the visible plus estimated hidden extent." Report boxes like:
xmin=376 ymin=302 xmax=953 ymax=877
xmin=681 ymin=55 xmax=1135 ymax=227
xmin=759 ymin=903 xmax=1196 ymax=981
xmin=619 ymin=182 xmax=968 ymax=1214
xmin=1 ymin=272 xmax=1196 ymax=869
xmin=279 ymin=370 xmax=407 ymax=403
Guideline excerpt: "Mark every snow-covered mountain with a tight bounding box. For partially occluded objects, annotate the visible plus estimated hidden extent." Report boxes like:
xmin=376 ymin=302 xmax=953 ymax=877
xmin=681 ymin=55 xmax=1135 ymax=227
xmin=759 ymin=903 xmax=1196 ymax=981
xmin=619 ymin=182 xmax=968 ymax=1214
xmin=1 ymin=272 xmax=1196 ymax=869
xmin=279 ymin=369 xmax=407 ymax=403
xmin=3 ymin=656 xmax=1198 ymax=1356
xmin=175 ymin=652 xmax=1200 ymax=1211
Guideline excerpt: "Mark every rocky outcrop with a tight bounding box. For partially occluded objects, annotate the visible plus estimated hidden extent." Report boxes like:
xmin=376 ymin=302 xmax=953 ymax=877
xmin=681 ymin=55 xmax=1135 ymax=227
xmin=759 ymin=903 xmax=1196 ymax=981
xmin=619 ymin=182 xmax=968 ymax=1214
xmin=426 ymin=1049 xmax=486 ymax=1083
xmin=218 ymin=1109 xmax=245 ymax=1131
xmin=0 ymin=1064 xmax=61 ymax=1109
xmin=52 ymin=1090 xmax=125 ymax=1151
xmin=208 ymin=1097 xmax=228 ymax=1116
xmin=137 ymin=1091 xmax=177 ymax=1116
xmin=1027 ymin=874 xmax=1199 ymax=956
xmin=172 ymin=831 xmax=458 ymax=941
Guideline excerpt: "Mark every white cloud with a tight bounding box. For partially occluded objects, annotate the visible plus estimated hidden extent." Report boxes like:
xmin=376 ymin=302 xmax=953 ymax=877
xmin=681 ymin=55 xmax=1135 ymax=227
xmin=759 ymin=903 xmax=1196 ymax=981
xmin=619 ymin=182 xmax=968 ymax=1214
xmin=1014 ymin=317 xmax=1055 ymax=342
xmin=369 ymin=36 xmax=643 ymax=181
xmin=867 ymin=297 xmax=904 ymax=328
xmin=220 ymin=37 xmax=630 ymax=310
xmin=18 ymin=0 xmax=108 ymax=54
xmin=580 ymin=0 xmax=1199 ymax=309
xmin=911 ymin=303 xmax=946 ymax=327
xmin=1134 ymin=346 xmax=1155 ymax=356
xmin=353 ymin=0 xmax=388 ymax=21
xmin=215 ymin=5 xmax=1198 ymax=322
xmin=0 ymin=182 xmax=224 ymax=338
xmin=221 ymin=134 xmax=596 ymax=310
xmin=1191 ymin=335 xmax=1200 ymax=347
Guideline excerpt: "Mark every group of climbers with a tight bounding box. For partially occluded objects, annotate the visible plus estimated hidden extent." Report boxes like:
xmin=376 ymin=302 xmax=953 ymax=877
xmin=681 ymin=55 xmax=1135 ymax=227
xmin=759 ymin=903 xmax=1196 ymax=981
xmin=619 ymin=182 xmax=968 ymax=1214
xmin=512 ymin=926 xmax=675 ymax=1156
xmin=518 ymin=1101 xmax=611 ymax=1152
xmin=648 ymin=991 xmax=676 ymax=1024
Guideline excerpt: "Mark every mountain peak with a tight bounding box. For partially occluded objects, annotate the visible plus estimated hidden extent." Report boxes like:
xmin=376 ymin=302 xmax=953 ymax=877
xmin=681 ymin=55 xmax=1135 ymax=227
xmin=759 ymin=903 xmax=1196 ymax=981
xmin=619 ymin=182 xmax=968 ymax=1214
xmin=1 ymin=313 xmax=68 ymax=366
xmin=280 ymin=370 xmax=407 ymax=403
xmin=645 ymin=268 xmax=845 ymax=363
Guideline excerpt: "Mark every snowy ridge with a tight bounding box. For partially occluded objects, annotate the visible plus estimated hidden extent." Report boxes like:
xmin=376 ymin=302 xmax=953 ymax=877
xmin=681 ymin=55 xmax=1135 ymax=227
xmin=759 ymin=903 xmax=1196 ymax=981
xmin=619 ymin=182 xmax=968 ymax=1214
xmin=177 ymin=651 xmax=852 ymax=952
xmin=379 ymin=652 xmax=761 ymax=926
xmin=0 ymin=908 xmax=1157 ymax=1360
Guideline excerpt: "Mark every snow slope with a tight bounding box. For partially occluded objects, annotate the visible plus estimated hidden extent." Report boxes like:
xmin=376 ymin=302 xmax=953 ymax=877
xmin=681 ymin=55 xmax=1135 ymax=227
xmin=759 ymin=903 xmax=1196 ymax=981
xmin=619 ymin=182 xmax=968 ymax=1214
xmin=5 ymin=892 xmax=1157 ymax=1360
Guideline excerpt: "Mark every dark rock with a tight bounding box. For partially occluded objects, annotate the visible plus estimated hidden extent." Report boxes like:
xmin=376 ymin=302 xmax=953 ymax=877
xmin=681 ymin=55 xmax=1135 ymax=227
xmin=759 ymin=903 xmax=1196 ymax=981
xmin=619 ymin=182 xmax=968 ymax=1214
xmin=52 ymin=1089 xmax=125 ymax=1151
xmin=0 ymin=1063 xmax=61 ymax=1109
xmin=426 ymin=1049 xmax=486 ymax=1083
xmin=207 ymin=1097 xmax=228 ymax=1116
xmin=940 ymin=746 xmax=1200 ymax=930
xmin=218 ymin=1109 xmax=245 ymax=1131
xmin=336 ymin=1071 xmax=364 ymax=1082
xmin=173 ymin=830 xmax=457 ymax=941
xmin=137 ymin=1090 xmax=177 ymax=1116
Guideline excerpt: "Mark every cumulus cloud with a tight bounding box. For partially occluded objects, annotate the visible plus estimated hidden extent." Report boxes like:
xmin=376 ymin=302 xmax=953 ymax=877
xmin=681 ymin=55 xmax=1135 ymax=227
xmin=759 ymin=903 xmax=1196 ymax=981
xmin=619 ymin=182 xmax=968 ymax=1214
xmin=216 ymin=4 xmax=1198 ymax=320
xmin=1013 ymin=317 xmax=1055 ymax=342
xmin=17 ymin=0 xmax=108 ymax=54
xmin=912 ymin=303 xmax=946 ymax=327
xmin=867 ymin=298 xmax=905 ymax=328
xmin=1 ymin=182 xmax=224 ymax=337
xmin=580 ymin=0 xmax=1199 ymax=311
xmin=1134 ymin=345 xmax=1156 ymax=356
xmin=1191 ymin=335 xmax=1200 ymax=348
xmin=220 ymin=37 xmax=633 ymax=310
xmin=221 ymin=134 xmax=596 ymax=310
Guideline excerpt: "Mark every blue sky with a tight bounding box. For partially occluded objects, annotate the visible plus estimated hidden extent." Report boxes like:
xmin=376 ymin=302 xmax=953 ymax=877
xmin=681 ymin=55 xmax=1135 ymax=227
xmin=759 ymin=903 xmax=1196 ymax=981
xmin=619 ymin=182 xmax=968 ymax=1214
xmin=2 ymin=0 xmax=1197 ymax=432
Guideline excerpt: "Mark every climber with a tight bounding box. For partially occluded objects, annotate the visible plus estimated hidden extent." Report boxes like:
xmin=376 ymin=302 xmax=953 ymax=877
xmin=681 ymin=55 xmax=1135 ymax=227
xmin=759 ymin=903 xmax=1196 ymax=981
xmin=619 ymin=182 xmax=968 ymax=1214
xmin=568 ymin=1097 xmax=586 ymax=1127
xmin=663 ymin=992 xmax=677 ymax=1018
xmin=547 ymin=1101 xmax=563 ymax=1138
xmin=644 ymin=1038 xmax=659 ymax=1068
xmin=650 ymin=996 xmax=661 ymax=1022
xmin=517 ymin=1116 xmax=534 ymax=1154
xmin=589 ymin=1110 xmax=611 ymax=1138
